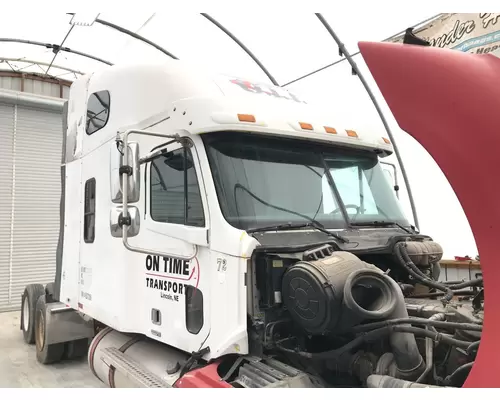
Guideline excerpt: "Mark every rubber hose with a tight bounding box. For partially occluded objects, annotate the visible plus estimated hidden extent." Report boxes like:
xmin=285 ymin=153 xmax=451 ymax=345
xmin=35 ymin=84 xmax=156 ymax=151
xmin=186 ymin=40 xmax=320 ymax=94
xmin=396 ymin=245 xmax=429 ymax=279
xmin=346 ymin=317 xmax=482 ymax=333
xmin=431 ymin=262 xmax=441 ymax=281
xmin=467 ymin=341 xmax=480 ymax=355
xmin=277 ymin=327 xmax=390 ymax=360
xmin=440 ymin=280 xmax=466 ymax=285
xmin=416 ymin=313 xmax=444 ymax=383
xmin=399 ymin=283 xmax=415 ymax=296
xmin=443 ymin=362 xmax=474 ymax=386
xmin=395 ymin=243 xmax=454 ymax=302
xmin=278 ymin=324 xmax=473 ymax=361
xmin=449 ymin=278 xmax=483 ymax=290
xmin=408 ymin=290 xmax=475 ymax=299
xmin=382 ymin=278 xmax=424 ymax=377
xmin=391 ymin=326 xmax=472 ymax=348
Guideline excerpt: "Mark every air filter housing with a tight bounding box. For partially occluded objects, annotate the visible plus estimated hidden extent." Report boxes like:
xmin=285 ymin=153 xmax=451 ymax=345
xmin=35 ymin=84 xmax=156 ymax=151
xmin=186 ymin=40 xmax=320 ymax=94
xmin=282 ymin=251 xmax=398 ymax=335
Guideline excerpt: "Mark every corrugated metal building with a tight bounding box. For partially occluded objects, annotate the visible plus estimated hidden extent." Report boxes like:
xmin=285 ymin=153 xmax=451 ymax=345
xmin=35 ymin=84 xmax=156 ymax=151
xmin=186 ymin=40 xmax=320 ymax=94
xmin=0 ymin=71 xmax=70 ymax=312
xmin=439 ymin=260 xmax=482 ymax=282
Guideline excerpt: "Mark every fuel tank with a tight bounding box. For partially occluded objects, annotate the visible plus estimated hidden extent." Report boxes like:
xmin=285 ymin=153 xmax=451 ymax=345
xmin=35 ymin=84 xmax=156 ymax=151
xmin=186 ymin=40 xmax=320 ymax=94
xmin=88 ymin=327 xmax=190 ymax=388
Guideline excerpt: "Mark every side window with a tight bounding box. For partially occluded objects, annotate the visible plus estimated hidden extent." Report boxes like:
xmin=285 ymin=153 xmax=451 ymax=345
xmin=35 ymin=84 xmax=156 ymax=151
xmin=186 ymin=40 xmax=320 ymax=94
xmin=86 ymin=90 xmax=110 ymax=135
xmin=150 ymin=147 xmax=205 ymax=227
xmin=84 ymin=178 xmax=96 ymax=243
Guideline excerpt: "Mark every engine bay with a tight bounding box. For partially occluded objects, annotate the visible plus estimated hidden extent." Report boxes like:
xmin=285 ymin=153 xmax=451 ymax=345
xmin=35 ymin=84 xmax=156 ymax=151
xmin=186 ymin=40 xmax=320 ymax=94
xmin=240 ymin=237 xmax=483 ymax=388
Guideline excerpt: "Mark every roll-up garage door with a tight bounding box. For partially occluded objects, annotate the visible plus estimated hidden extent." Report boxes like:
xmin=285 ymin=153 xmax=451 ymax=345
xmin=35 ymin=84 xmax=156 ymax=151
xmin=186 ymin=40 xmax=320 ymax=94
xmin=0 ymin=103 xmax=15 ymax=311
xmin=0 ymin=101 xmax=63 ymax=312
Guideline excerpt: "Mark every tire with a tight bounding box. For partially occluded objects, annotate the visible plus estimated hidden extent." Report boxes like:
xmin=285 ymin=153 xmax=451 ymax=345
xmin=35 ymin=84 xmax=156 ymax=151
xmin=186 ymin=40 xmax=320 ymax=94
xmin=20 ymin=284 xmax=45 ymax=344
xmin=35 ymin=295 xmax=65 ymax=364
xmin=64 ymin=338 xmax=90 ymax=360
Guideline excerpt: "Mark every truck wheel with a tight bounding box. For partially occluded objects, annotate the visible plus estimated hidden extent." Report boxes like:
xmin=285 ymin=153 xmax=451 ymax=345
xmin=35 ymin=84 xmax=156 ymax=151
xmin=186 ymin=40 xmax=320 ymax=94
xmin=21 ymin=284 xmax=45 ymax=344
xmin=35 ymin=295 xmax=64 ymax=364
xmin=64 ymin=338 xmax=90 ymax=360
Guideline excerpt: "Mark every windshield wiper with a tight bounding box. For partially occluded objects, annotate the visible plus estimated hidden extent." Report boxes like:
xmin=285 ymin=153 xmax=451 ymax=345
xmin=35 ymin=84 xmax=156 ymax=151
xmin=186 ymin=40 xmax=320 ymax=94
xmin=350 ymin=220 xmax=414 ymax=234
xmin=247 ymin=221 xmax=349 ymax=243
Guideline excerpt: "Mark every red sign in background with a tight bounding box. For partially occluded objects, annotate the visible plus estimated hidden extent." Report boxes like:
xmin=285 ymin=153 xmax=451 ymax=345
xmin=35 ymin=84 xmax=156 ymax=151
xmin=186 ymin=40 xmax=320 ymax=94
xmin=358 ymin=40 xmax=500 ymax=387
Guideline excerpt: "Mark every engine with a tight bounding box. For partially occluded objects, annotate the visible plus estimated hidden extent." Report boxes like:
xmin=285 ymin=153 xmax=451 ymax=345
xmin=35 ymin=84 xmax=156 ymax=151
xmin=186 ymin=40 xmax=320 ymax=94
xmin=245 ymin=238 xmax=484 ymax=388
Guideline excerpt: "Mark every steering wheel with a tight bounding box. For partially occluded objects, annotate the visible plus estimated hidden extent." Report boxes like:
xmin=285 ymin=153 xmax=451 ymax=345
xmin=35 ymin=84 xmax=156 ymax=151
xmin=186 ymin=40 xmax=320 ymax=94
xmin=330 ymin=204 xmax=361 ymax=215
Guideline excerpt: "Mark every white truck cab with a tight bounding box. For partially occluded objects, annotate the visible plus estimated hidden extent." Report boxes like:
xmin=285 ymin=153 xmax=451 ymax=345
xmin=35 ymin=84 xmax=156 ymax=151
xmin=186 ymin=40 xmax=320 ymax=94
xmin=21 ymin=58 xmax=474 ymax=389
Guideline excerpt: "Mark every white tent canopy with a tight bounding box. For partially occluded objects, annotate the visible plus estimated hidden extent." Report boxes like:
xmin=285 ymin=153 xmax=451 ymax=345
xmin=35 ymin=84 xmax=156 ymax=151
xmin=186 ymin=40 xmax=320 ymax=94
xmin=0 ymin=11 xmax=478 ymax=258
xmin=0 ymin=12 xmax=434 ymax=81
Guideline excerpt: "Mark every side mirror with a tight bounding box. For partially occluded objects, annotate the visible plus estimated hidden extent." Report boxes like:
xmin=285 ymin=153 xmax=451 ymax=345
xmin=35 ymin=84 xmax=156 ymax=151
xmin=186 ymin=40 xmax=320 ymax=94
xmin=110 ymin=142 xmax=140 ymax=204
xmin=110 ymin=206 xmax=140 ymax=238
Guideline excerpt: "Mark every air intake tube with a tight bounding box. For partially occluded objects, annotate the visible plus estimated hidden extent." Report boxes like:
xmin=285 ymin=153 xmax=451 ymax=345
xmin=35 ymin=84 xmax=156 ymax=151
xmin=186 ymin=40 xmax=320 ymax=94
xmin=342 ymin=265 xmax=425 ymax=379
xmin=282 ymin=251 xmax=424 ymax=379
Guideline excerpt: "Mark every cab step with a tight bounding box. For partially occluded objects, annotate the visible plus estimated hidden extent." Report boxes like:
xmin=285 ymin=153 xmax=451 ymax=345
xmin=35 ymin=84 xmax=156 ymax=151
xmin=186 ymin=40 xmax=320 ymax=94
xmin=100 ymin=347 xmax=170 ymax=388
xmin=232 ymin=356 xmax=318 ymax=388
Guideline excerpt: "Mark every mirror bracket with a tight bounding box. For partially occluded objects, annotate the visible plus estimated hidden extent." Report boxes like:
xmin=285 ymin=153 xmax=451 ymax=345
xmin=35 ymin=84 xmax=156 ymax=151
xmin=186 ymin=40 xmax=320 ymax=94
xmin=119 ymin=165 xmax=133 ymax=176
xmin=137 ymin=136 xmax=191 ymax=166
xmin=110 ymin=206 xmax=140 ymax=238
xmin=118 ymin=213 xmax=131 ymax=227
xmin=181 ymin=137 xmax=193 ymax=148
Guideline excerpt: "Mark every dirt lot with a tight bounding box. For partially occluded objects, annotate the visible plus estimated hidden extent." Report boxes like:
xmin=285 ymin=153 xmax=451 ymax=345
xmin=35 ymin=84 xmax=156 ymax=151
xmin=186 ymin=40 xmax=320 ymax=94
xmin=0 ymin=311 xmax=104 ymax=388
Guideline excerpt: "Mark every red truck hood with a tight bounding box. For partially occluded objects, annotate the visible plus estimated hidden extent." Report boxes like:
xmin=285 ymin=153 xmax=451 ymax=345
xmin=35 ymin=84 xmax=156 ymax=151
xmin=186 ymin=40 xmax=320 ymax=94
xmin=358 ymin=41 xmax=500 ymax=388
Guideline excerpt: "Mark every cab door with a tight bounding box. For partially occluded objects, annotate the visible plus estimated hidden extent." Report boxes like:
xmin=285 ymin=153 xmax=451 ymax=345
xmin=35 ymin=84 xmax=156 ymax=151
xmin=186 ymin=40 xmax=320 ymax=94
xmin=112 ymin=135 xmax=211 ymax=353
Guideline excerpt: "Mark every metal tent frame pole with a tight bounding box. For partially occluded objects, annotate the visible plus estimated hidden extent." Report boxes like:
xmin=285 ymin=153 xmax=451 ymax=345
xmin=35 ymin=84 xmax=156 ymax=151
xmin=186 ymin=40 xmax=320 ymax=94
xmin=65 ymin=13 xmax=178 ymax=60
xmin=315 ymin=13 xmax=420 ymax=230
xmin=283 ymin=14 xmax=441 ymax=87
xmin=94 ymin=17 xmax=178 ymax=60
xmin=46 ymin=24 xmax=75 ymax=75
xmin=0 ymin=57 xmax=84 ymax=75
xmin=0 ymin=38 xmax=113 ymax=66
xmin=200 ymin=13 xmax=279 ymax=86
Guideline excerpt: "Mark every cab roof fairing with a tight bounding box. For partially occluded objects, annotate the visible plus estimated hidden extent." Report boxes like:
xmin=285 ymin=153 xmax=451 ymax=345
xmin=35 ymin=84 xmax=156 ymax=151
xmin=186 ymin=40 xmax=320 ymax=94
xmin=66 ymin=60 xmax=393 ymax=160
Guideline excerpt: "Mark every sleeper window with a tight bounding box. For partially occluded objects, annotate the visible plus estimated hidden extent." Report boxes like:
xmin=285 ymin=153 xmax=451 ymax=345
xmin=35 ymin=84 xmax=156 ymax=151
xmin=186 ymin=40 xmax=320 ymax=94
xmin=86 ymin=91 xmax=110 ymax=135
xmin=84 ymin=178 xmax=96 ymax=243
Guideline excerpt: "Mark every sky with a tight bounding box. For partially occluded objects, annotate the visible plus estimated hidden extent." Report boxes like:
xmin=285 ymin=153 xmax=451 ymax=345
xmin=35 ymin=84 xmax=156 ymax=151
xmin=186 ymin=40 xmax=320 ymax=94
xmin=0 ymin=10 xmax=479 ymax=258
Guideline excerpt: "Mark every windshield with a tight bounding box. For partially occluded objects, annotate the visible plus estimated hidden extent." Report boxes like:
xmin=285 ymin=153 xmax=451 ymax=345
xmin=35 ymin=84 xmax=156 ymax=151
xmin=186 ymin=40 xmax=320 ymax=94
xmin=203 ymin=132 xmax=409 ymax=231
